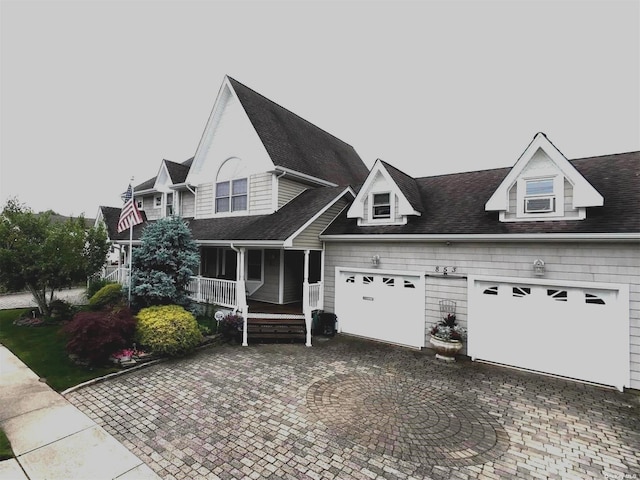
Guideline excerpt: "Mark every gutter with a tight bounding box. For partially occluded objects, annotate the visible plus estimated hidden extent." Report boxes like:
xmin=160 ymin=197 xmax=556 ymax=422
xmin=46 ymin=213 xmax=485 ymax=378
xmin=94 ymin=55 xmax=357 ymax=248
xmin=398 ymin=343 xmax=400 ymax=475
xmin=269 ymin=166 xmax=338 ymax=188
xmin=319 ymin=232 xmax=640 ymax=243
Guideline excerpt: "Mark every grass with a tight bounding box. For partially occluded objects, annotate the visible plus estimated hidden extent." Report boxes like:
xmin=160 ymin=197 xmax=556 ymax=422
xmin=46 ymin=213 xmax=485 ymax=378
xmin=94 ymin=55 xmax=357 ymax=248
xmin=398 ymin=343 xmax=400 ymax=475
xmin=0 ymin=427 xmax=13 ymax=461
xmin=0 ymin=309 xmax=118 ymax=392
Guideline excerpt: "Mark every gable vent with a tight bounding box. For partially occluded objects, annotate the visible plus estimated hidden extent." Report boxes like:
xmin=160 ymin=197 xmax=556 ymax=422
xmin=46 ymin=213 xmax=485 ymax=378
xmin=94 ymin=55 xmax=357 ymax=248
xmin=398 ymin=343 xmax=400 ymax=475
xmin=525 ymin=196 xmax=555 ymax=213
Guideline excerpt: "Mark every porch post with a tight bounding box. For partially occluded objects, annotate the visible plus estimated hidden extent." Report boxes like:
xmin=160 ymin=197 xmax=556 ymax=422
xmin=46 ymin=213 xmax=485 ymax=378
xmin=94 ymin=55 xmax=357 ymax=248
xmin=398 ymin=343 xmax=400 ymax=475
xmin=303 ymin=249 xmax=312 ymax=347
xmin=236 ymin=247 xmax=249 ymax=347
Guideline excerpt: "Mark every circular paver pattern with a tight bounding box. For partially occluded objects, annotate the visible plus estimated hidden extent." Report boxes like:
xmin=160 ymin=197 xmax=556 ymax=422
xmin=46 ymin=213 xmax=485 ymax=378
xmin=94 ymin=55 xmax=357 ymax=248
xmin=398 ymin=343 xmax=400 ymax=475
xmin=306 ymin=373 xmax=510 ymax=468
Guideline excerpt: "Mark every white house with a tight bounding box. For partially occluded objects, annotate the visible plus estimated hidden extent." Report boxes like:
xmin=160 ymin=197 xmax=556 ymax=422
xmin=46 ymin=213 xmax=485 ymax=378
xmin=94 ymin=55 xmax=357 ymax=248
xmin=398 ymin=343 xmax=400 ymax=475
xmin=98 ymin=76 xmax=640 ymax=392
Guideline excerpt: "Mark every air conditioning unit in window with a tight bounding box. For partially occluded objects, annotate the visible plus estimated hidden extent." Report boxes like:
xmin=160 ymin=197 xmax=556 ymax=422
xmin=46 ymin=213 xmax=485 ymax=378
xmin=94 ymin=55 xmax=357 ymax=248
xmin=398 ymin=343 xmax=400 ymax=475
xmin=525 ymin=196 xmax=555 ymax=213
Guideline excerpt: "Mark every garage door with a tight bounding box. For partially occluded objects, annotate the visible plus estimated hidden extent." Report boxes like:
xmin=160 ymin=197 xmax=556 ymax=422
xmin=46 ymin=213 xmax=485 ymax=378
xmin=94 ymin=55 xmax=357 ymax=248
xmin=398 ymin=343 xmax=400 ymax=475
xmin=335 ymin=269 xmax=425 ymax=348
xmin=468 ymin=276 xmax=630 ymax=390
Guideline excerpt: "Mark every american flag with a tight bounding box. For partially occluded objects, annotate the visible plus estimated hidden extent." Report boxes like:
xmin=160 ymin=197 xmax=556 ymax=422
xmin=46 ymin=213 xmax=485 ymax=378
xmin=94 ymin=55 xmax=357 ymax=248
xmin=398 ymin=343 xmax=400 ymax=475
xmin=117 ymin=184 xmax=143 ymax=233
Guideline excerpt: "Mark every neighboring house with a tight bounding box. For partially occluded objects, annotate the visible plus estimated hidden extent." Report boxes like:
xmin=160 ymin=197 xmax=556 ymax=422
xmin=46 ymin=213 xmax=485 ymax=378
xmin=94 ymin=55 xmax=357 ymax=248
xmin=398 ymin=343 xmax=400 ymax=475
xmin=97 ymin=76 xmax=640 ymax=392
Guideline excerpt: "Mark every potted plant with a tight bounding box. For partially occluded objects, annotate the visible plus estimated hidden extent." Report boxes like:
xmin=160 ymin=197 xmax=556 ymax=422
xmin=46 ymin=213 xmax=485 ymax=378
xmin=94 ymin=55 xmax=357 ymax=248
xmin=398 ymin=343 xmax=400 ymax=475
xmin=429 ymin=313 xmax=467 ymax=362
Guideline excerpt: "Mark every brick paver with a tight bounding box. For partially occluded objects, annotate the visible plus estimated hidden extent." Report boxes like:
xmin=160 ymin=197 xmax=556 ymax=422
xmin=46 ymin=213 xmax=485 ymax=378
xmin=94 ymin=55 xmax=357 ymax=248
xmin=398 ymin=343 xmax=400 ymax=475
xmin=66 ymin=337 xmax=640 ymax=480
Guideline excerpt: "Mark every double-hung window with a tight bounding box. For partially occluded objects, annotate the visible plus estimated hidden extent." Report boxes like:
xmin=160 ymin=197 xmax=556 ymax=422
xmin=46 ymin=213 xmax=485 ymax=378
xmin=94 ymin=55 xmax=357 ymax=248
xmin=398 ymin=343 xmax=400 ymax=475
xmin=372 ymin=193 xmax=391 ymax=219
xmin=524 ymin=178 xmax=555 ymax=213
xmin=216 ymin=178 xmax=247 ymax=213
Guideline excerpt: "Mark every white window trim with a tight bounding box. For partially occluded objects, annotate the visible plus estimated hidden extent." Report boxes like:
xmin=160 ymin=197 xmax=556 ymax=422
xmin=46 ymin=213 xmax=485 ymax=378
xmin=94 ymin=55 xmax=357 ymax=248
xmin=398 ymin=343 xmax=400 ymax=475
xmin=361 ymin=191 xmax=406 ymax=226
xmin=515 ymin=175 xmax=564 ymax=219
xmin=154 ymin=195 xmax=162 ymax=209
xmin=215 ymin=178 xmax=249 ymax=216
xmin=371 ymin=192 xmax=392 ymax=220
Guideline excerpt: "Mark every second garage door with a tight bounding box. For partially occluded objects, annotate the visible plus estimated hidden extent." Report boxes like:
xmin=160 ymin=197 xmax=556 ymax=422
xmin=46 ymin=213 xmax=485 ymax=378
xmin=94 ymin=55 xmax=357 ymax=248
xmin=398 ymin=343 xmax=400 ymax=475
xmin=335 ymin=269 xmax=425 ymax=348
xmin=468 ymin=276 xmax=629 ymax=390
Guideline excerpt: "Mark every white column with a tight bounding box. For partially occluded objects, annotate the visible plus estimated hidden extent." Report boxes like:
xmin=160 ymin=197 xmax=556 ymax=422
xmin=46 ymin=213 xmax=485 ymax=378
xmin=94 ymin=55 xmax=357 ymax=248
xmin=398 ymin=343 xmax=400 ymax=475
xmin=236 ymin=247 xmax=249 ymax=347
xmin=303 ymin=249 xmax=312 ymax=347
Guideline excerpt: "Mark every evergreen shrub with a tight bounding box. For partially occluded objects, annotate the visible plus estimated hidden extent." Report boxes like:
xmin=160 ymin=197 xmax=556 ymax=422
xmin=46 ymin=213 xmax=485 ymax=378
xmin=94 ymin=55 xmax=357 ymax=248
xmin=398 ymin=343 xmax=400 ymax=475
xmin=135 ymin=305 xmax=203 ymax=356
xmin=89 ymin=283 xmax=125 ymax=310
xmin=63 ymin=307 xmax=136 ymax=365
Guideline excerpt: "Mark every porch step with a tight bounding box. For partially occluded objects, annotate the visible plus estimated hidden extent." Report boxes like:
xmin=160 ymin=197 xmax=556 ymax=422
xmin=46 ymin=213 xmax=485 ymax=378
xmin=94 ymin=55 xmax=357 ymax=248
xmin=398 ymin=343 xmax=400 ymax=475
xmin=247 ymin=317 xmax=306 ymax=342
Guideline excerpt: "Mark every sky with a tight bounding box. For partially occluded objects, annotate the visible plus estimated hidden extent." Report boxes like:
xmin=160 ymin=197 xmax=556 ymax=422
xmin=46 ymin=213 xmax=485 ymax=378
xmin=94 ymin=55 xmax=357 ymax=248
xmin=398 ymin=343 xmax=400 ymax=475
xmin=1 ymin=0 xmax=638 ymax=218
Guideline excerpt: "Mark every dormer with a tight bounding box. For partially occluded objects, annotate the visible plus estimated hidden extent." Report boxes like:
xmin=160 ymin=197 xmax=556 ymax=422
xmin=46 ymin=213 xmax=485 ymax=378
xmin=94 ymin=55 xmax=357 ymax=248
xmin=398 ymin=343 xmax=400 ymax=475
xmin=347 ymin=160 xmax=422 ymax=226
xmin=485 ymin=133 xmax=603 ymax=222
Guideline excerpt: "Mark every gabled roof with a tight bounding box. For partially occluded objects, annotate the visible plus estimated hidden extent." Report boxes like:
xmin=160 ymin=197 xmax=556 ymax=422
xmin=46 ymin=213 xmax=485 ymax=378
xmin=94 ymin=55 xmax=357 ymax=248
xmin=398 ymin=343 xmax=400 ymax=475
xmin=347 ymin=159 xmax=422 ymax=219
xmin=324 ymin=152 xmax=640 ymax=237
xmin=485 ymin=132 xmax=603 ymax=211
xmin=165 ymin=157 xmax=193 ymax=184
xmin=102 ymin=187 xmax=352 ymax=244
xmin=380 ymin=160 xmax=423 ymax=213
xmin=228 ymin=77 xmax=369 ymax=187
xmin=134 ymin=157 xmax=194 ymax=192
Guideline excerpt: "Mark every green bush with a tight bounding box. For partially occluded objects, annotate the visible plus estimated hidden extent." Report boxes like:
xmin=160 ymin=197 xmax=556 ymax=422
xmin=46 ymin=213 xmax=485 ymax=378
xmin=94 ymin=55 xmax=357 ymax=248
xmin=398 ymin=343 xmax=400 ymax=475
xmin=89 ymin=283 xmax=125 ymax=310
xmin=135 ymin=305 xmax=203 ymax=356
xmin=87 ymin=278 xmax=114 ymax=299
xmin=49 ymin=299 xmax=75 ymax=320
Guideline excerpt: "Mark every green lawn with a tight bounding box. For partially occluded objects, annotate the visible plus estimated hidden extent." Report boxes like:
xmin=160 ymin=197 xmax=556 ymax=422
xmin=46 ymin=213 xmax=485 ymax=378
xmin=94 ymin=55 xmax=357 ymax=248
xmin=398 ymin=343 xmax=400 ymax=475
xmin=0 ymin=309 xmax=118 ymax=392
xmin=0 ymin=427 xmax=13 ymax=461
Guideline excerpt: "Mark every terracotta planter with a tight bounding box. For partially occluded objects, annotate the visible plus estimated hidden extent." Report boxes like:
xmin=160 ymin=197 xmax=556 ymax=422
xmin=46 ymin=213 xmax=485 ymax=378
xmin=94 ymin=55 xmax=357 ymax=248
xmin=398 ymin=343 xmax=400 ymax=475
xmin=429 ymin=335 xmax=463 ymax=362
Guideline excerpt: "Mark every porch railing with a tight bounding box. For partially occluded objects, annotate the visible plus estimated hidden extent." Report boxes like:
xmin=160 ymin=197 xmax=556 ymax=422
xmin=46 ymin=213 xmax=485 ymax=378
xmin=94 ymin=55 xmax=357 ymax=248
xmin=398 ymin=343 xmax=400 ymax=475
xmin=187 ymin=276 xmax=237 ymax=309
xmin=103 ymin=267 xmax=130 ymax=286
xmin=307 ymin=281 xmax=323 ymax=311
xmin=101 ymin=271 xmax=320 ymax=317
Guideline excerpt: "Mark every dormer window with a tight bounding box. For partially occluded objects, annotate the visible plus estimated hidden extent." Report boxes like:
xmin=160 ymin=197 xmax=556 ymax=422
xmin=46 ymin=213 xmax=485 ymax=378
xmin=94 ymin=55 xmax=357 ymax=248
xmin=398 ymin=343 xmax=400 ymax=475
xmin=216 ymin=178 xmax=247 ymax=213
xmin=372 ymin=193 xmax=391 ymax=219
xmin=524 ymin=178 xmax=555 ymax=213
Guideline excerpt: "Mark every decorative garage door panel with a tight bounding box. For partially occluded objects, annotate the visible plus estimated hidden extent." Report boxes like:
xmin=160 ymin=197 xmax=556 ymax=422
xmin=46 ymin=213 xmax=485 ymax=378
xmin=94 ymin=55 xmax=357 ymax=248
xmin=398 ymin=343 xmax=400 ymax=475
xmin=469 ymin=279 xmax=629 ymax=390
xmin=335 ymin=271 xmax=425 ymax=348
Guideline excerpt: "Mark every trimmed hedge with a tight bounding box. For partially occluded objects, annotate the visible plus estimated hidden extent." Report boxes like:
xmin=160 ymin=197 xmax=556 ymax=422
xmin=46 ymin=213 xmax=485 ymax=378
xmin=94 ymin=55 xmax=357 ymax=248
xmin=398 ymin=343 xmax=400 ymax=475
xmin=89 ymin=283 xmax=124 ymax=310
xmin=135 ymin=305 xmax=202 ymax=356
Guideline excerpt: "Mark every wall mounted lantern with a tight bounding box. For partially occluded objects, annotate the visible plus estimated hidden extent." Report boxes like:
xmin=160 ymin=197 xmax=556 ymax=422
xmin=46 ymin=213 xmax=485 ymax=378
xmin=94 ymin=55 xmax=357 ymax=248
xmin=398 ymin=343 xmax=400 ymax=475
xmin=533 ymin=259 xmax=545 ymax=276
xmin=371 ymin=255 xmax=380 ymax=267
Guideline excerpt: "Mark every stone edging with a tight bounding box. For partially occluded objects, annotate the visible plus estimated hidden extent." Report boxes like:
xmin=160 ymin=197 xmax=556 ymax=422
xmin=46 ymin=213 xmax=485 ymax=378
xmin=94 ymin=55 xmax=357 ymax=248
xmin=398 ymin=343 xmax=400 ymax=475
xmin=60 ymin=336 xmax=225 ymax=396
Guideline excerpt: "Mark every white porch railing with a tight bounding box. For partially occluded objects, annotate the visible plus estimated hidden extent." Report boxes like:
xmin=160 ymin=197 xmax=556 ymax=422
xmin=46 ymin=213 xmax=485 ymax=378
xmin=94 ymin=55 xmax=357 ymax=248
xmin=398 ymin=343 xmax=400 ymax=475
xmin=103 ymin=267 xmax=130 ymax=286
xmin=187 ymin=276 xmax=237 ymax=309
xmin=307 ymin=281 xmax=323 ymax=311
xmin=101 ymin=272 xmax=321 ymax=318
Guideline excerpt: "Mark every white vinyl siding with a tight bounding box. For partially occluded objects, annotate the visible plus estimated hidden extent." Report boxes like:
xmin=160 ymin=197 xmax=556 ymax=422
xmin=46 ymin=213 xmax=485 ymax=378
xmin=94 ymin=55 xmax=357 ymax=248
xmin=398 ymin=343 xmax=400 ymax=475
xmin=291 ymin=199 xmax=348 ymax=249
xmin=323 ymin=241 xmax=640 ymax=389
xmin=196 ymin=182 xmax=214 ymax=217
xmin=249 ymin=249 xmax=280 ymax=303
xmin=250 ymin=172 xmax=274 ymax=214
xmin=139 ymin=194 xmax=161 ymax=220
xmin=278 ymin=177 xmax=308 ymax=208
xmin=180 ymin=190 xmax=196 ymax=218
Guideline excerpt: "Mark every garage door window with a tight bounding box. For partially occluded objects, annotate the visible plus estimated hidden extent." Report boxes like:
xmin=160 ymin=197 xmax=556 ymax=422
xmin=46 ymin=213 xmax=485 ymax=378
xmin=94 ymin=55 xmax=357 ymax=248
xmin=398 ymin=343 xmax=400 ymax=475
xmin=483 ymin=286 xmax=498 ymax=295
xmin=404 ymin=279 xmax=416 ymax=289
xmin=383 ymin=277 xmax=395 ymax=286
xmin=585 ymin=293 xmax=606 ymax=305
xmin=512 ymin=286 xmax=531 ymax=297
xmin=547 ymin=289 xmax=567 ymax=301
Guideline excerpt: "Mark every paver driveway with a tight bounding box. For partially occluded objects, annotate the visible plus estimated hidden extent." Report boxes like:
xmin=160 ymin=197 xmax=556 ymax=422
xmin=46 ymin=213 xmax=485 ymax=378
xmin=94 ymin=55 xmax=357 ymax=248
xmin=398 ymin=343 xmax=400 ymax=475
xmin=66 ymin=336 xmax=640 ymax=480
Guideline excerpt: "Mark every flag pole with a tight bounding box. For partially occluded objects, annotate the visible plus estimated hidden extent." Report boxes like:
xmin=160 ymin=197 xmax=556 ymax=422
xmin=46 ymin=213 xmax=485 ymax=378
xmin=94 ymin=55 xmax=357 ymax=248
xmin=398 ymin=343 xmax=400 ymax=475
xmin=128 ymin=177 xmax=134 ymax=305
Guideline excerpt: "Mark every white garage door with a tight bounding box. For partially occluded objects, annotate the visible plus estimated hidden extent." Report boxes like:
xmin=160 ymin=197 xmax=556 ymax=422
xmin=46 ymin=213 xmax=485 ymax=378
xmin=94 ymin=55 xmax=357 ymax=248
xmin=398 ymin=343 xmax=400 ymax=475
xmin=468 ymin=276 xmax=630 ymax=390
xmin=335 ymin=269 xmax=425 ymax=348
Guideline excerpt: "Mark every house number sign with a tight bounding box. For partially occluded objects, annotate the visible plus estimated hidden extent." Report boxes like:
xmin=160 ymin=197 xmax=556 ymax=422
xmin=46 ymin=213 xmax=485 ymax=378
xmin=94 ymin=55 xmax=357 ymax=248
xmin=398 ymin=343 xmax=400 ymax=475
xmin=435 ymin=266 xmax=457 ymax=275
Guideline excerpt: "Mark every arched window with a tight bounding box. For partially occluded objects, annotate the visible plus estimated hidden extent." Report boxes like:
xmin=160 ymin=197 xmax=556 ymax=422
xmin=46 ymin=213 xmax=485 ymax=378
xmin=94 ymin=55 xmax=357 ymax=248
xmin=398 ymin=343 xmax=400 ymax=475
xmin=215 ymin=157 xmax=248 ymax=213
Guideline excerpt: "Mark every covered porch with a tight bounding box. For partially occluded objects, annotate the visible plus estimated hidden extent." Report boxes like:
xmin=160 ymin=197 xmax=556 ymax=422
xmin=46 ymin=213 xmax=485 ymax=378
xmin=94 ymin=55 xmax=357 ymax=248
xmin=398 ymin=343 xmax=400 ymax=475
xmin=104 ymin=245 xmax=325 ymax=346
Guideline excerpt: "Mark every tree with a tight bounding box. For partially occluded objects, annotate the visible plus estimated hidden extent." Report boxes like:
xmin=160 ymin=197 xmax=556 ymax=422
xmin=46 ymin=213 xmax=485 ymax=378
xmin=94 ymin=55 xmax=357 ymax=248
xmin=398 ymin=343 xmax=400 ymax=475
xmin=0 ymin=199 xmax=110 ymax=315
xmin=131 ymin=216 xmax=199 ymax=308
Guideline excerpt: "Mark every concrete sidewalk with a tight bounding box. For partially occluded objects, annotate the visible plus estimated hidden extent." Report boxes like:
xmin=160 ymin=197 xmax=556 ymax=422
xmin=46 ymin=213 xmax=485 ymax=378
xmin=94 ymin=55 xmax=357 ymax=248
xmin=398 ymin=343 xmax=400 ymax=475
xmin=0 ymin=345 xmax=160 ymax=480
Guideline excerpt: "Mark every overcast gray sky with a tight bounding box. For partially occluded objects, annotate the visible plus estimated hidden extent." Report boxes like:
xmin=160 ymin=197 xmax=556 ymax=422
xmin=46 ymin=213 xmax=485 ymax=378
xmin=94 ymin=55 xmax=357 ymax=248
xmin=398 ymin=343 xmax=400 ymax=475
xmin=1 ymin=0 xmax=638 ymax=218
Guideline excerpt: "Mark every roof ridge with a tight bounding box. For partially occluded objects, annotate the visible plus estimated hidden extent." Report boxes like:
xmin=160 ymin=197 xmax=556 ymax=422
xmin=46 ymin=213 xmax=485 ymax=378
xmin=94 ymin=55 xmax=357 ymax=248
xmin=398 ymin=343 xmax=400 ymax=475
xmin=378 ymin=159 xmax=416 ymax=180
xmin=227 ymin=76 xmax=356 ymax=150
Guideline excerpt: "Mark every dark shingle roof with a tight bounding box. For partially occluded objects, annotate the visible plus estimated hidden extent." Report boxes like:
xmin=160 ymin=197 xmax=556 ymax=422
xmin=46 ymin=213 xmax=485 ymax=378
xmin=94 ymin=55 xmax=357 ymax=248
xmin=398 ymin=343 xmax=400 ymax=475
xmin=102 ymin=187 xmax=351 ymax=243
xmin=228 ymin=77 xmax=369 ymax=187
xmin=165 ymin=157 xmax=193 ymax=184
xmin=380 ymin=160 xmax=424 ymax=213
xmin=323 ymin=152 xmax=640 ymax=236
xmin=135 ymin=157 xmax=194 ymax=192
